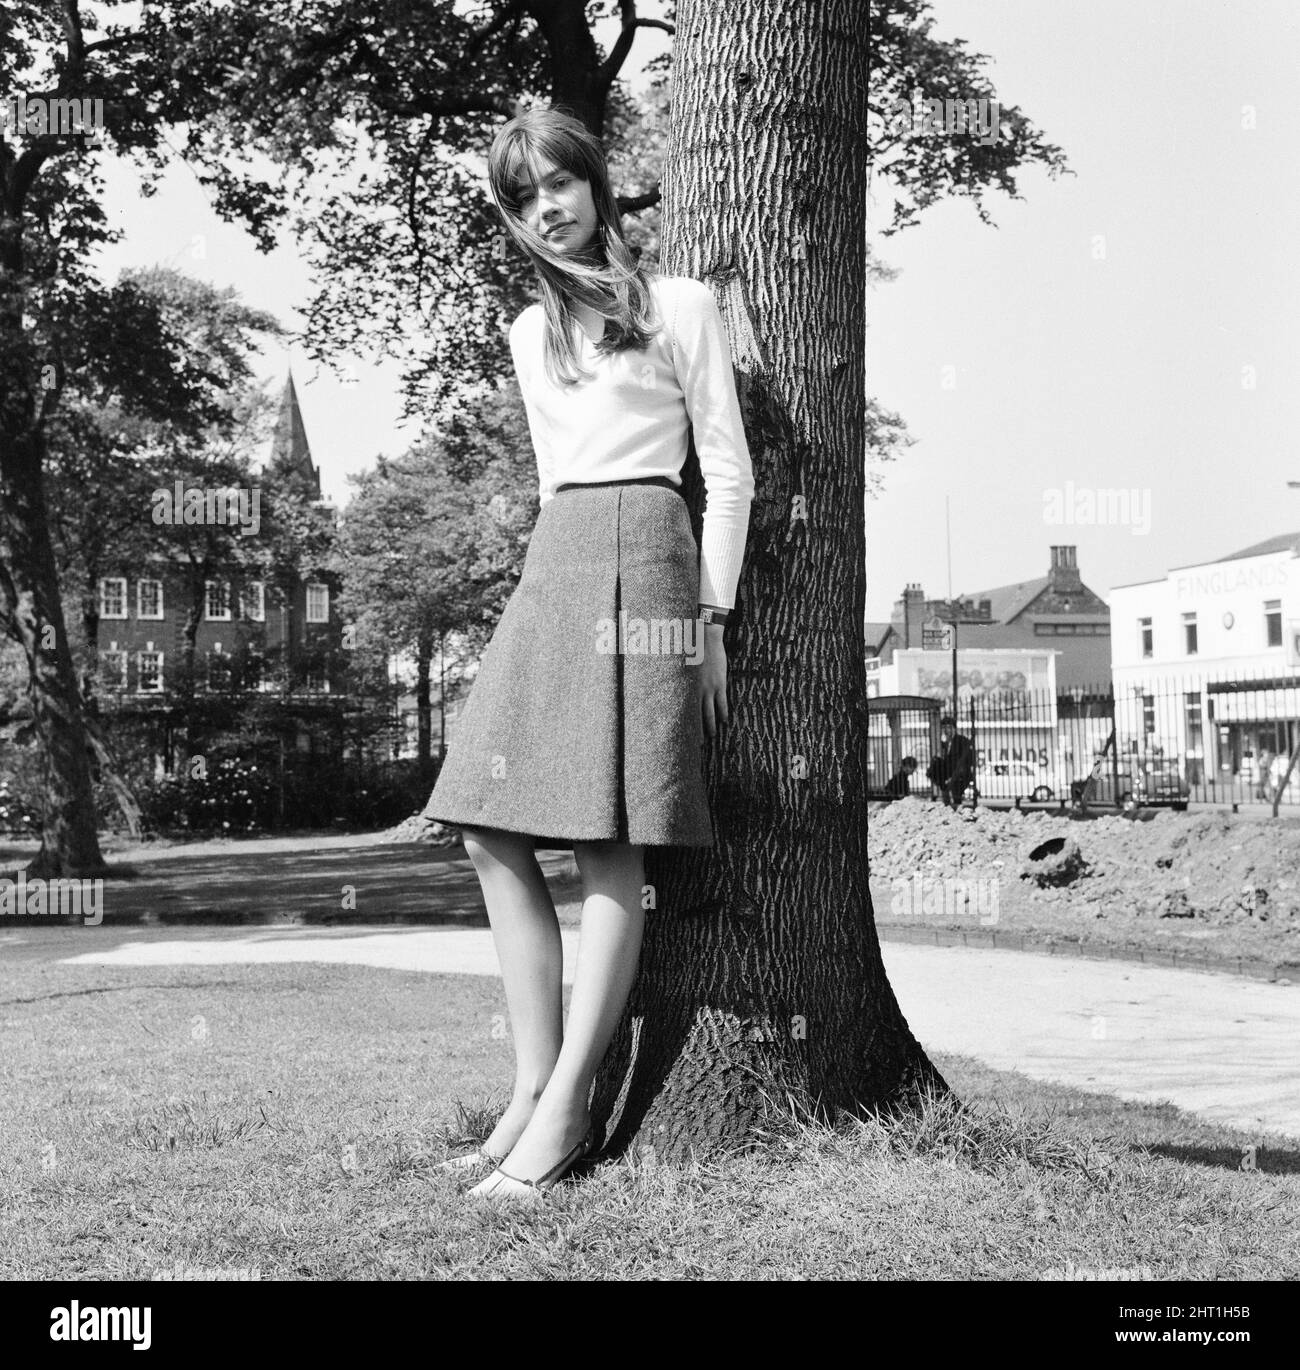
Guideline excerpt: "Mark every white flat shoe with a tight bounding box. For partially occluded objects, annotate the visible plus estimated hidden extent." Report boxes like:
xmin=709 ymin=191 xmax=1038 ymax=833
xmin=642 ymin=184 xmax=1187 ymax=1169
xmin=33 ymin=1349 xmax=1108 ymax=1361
xmin=467 ymin=1166 xmax=545 ymax=1202
xmin=435 ymin=1147 xmax=504 ymax=1172
xmin=467 ymin=1124 xmax=595 ymax=1201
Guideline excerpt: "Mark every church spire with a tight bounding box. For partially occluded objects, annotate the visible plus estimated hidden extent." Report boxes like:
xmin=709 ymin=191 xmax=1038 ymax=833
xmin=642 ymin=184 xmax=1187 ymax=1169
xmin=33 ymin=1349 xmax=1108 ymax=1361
xmin=267 ymin=371 xmax=321 ymax=496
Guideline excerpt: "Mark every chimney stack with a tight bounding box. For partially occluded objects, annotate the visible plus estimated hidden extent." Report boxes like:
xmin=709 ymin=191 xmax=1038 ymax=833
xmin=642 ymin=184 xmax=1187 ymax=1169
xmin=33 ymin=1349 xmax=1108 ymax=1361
xmin=901 ymin=583 xmax=927 ymax=648
xmin=1049 ymin=545 xmax=1082 ymax=593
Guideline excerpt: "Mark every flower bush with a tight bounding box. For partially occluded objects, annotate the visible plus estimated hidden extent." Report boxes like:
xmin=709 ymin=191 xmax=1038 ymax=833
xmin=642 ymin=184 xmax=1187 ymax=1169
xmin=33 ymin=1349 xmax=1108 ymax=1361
xmin=0 ymin=776 xmax=40 ymax=835
xmin=136 ymin=758 xmax=277 ymax=835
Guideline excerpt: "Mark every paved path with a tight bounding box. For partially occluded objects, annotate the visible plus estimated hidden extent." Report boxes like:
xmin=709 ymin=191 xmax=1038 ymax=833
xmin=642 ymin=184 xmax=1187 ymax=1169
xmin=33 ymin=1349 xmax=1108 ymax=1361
xmin=880 ymin=943 xmax=1300 ymax=1140
xmin=42 ymin=926 xmax=1300 ymax=1140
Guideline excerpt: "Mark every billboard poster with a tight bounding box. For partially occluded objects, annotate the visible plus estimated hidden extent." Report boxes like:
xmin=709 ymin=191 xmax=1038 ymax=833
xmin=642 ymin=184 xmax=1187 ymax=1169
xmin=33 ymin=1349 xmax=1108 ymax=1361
xmin=892 ymin=650 xmax=1056 ymax=716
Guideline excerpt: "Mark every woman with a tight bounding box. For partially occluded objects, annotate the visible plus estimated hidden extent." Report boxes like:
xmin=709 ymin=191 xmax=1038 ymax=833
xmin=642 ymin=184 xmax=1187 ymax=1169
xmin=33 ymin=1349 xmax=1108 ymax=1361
xmin=421 ymin=106 xmax=755 ymax=1201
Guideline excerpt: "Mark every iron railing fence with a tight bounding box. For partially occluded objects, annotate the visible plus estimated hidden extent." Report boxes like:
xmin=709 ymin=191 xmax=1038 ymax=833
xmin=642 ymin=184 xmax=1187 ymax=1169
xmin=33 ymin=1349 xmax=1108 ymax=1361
xmin=870 ymin=667 xmax=1300 ymax=809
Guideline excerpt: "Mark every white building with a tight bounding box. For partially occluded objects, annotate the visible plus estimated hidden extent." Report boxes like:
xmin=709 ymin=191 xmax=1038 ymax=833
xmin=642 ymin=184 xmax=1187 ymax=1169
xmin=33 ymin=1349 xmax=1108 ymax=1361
xmin=1109 ymin=532 xmax=1300 ymax=793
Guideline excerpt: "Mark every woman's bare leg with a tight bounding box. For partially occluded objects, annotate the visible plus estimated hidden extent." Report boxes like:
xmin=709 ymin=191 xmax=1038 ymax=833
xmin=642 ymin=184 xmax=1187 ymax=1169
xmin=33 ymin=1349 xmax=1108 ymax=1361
xmin=458 ymin=826 xmax=564 ymax=1157
xmin=471 ymin=839 xmax=646 ymax=1193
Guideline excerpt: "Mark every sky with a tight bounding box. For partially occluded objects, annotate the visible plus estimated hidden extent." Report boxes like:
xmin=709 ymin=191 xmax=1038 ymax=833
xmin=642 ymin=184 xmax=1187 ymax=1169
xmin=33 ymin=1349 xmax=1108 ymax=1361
xmin=866 ymin=0 xmax=1300 ymax=621
xmin=82 ymin=2 xmax=1300 ymax=617
xmin=90 ymin=5 xmax=673 ymax=509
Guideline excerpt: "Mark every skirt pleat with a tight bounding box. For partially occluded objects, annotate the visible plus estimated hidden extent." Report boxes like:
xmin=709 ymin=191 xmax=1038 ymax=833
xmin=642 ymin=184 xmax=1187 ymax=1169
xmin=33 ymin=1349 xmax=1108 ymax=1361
xmin=420 ymin=481 xmax=713 ymax=848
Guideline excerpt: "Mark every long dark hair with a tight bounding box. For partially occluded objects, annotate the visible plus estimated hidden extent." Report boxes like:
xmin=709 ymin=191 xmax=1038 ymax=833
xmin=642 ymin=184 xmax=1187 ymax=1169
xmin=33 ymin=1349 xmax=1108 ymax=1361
xmin=487 ymin=106 xmax=659 ymax=386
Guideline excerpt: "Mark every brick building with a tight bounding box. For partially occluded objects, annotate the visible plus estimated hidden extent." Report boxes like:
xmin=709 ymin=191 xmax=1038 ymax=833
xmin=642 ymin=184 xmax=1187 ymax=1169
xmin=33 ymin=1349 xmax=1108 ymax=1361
xmin=91 ymin=374 xmax=344 ymax=707
xmin=869 ymin=545 xmax=1111 ymax=690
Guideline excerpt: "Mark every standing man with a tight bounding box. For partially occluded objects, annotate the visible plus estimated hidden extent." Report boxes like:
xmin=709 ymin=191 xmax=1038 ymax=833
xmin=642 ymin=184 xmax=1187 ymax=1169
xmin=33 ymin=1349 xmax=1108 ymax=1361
xmin=929 ymin=714 xmax=975 ymax=810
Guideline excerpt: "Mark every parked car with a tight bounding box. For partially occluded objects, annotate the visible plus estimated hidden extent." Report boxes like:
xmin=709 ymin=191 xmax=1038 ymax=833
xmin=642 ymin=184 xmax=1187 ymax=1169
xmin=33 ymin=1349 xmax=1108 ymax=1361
xmin=1071 ymin=757 xmax=1135 ymax=809
xmin=1133 ymin=757 xmax=1190 ymax=809
xmin=974 ymin=759 xmax=1054 ymax=803
xmin=1072 ymin=755 xmax=1189 ymax=810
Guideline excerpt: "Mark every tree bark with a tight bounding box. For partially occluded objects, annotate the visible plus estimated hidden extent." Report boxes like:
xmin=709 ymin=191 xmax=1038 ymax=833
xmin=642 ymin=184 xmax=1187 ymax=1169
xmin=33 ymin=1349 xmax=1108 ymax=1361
xmin=591 ymin=0 xmax=947 ymax=1160
xmin=0 ymin=431 xmax=108 ymax=876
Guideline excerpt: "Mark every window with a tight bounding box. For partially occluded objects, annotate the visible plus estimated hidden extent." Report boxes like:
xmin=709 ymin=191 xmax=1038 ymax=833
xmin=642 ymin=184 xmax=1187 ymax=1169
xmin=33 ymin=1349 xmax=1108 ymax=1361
xmin=1185 ymin=691 xmax=1203 ymax=749
xmin=99 ymin=577 xmax=127 ymax=619
xmin=207 ymin=647 xmax=231 ymax=691
xmin=241 ymin=581 xmax=265 ymax=622
xmin=306 ymin=582 xmax=329 ymax=623
xmin=1139 ymin=617 xmax=1153 ymax=658
xmin=137 ymin=650 xmax=164 ymax=694
xmin=304 ymin=666 xmax=330 ymax=694
xmin=205 ymin=580 xmax=232 ymax=621
xmin=100 ymin=650 xmax=128 ymax=691
xmin=1266 ymin=599 xmax=1282 ymax=648
xmin=1182 ymin=611 xmax=1198 ymax=656
xmin=137 ymin=579 xmax=164 ymax=619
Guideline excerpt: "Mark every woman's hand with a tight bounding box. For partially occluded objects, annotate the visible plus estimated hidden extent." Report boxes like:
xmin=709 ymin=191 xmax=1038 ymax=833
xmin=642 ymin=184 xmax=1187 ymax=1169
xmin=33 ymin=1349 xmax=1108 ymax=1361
xmin=699 ymin=622 xmax=729 ymax=738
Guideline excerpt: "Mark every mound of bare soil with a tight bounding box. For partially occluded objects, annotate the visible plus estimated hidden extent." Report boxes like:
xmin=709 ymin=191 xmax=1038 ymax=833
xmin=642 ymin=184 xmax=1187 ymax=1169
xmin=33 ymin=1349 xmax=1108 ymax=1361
xmin=867 ymin=801 xmax=1300 ymax=965
xmin=382 ymin=813 xmax=462 ymax=845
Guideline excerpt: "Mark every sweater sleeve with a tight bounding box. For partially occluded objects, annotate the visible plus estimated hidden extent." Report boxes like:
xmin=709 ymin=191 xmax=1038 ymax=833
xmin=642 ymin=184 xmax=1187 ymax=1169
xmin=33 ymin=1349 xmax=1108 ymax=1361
xmin=671 ymin=278 xmax=755 ymax=609
xmin=509 ymin=311 xmax=555 ymax=507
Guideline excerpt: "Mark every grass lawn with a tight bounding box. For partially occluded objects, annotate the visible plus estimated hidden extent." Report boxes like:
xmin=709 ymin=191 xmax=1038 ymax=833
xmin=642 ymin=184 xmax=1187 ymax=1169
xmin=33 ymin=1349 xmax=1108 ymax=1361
xmin=2 ymin=954 xmax=1297 ymax=1281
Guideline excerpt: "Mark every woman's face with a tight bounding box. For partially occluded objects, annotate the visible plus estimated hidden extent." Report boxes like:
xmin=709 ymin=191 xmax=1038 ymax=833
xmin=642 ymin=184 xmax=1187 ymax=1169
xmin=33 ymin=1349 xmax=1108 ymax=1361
xmin=515 ymin=154 xmax=599 ymax=255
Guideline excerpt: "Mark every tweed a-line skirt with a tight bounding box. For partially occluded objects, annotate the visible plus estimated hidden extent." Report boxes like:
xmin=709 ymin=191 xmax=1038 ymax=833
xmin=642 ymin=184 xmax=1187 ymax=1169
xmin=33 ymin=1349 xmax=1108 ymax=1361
xmin=420 ymin=477 xmax=714 ymax=848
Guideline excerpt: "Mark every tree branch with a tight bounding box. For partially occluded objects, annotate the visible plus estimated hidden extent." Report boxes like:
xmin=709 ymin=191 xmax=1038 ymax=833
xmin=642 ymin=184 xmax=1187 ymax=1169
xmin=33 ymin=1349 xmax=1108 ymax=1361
xmin=82 ymin=33 xmax=142 ymax=55
xmin=351 ymin=36 xmax=516 ymax=120
xmin=374 ymin=89 xmax=518 ymax=120
xmin=616 ymin=186 xmax=660 ymax=214
xmin=5 ymin=8 xmax=142 ymax=206
xmin=597 ymin=1 xmax=675 ymax=92
xmin=60 ymin=0 xmax=87 ymax=75
xmin=465 ymin=0 xmax=528 ymax=60
xmin=10 ymin=147 xmax=55 ymax=211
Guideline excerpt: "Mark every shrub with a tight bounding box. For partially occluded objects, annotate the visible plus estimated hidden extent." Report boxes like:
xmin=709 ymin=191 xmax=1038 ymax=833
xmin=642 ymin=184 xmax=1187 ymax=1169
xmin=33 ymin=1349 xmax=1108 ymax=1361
xmin=0 ymin=744 xmax=43 ymax=835
xmin=135 ymin=759 xmax=277 ymax=836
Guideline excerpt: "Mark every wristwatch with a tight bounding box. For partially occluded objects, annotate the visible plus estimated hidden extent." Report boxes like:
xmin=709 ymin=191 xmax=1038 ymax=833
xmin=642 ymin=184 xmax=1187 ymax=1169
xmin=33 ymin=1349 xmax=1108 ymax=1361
xmin=698 ymin=603 xmax=731 ymax=626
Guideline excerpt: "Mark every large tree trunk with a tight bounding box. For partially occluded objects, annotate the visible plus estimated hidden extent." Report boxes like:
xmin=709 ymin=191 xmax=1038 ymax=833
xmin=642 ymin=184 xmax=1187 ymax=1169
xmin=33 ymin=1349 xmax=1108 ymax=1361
xmin=591 ymin=0 xmax=946 ymax=1159
xmin=0 ymin=431 xmax=108 ymax=876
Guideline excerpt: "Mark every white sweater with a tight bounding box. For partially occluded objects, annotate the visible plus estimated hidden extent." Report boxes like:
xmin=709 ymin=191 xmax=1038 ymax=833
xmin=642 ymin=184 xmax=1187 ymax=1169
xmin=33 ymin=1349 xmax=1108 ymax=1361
xmin=508 ymin=274 xmax=755 ymax=610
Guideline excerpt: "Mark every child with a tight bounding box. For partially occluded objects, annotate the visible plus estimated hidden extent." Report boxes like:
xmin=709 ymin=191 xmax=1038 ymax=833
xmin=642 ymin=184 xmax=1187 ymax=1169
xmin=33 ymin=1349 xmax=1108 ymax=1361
xmin=884 ymin=756 xmax=918 ymax=800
